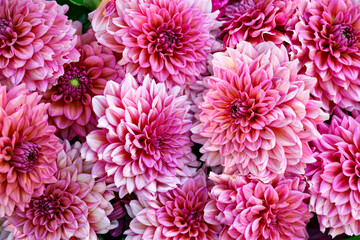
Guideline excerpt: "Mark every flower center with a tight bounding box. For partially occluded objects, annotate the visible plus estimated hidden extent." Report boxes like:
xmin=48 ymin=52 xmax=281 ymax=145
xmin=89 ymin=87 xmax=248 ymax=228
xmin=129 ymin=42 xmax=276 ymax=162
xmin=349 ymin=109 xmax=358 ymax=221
xmin=32 ymin=192 xmax=69 ymax=219
xmin=342 ymin=25 xmax=357 ymax=46
xmin=183 ymin=209 xmax=202 ymax=225
xmin=0 ymin=19 xmax=10 ymax=35
xmin=262 ymin=205 xmax=279 ymax=226
xmin=152 ymin=24 xmax=182 ymax=55
xmin=69 ymin=77 xmax=80 ymax=87
xmin=154 ymin=137 xmax=163 ymax=148
xmin=236 ymin=0 xmax=256 ymax=14
xmin=11 ymin=142 xmax=42 ymax=173
xmin=333 ymin=24 xmax=358 ymax=48
xmin=223 ymin=0 xmax=256 ymax=19
xmin=0 ymin=18 xmax=15 ymax=47
xmin=57 ymin=65 xmax=92 ymax=102
xmin=230 ymin=98 xmax=252 ymax=119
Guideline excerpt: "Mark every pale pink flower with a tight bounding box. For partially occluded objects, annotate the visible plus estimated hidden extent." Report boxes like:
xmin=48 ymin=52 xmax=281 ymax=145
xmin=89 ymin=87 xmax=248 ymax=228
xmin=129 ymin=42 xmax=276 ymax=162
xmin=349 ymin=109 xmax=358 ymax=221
xmin=0 ymin=0 xmax=79 ymax=92
xmin=306 ymin=108 xmax=360 ymax=237
xmin=90 ymin=0 xmax=219 ymax=88
xmin=191 ymin=41 xmax=328 ymax=182
xmin=57 ymin=140 xmax=118 ymax=237
xmin=125 ymin=175 xmax=221 ymax=240
xmin=0 ymin=84 xmax=61 ymax=218
xmin=218 ymin=0 xmax=297 ymax=47
xmin=289 ymin=0 xmax=360 ymax=111
xmin=87 ymin=74 xmax=197 ymax=198
xmin=10 ymin=140 xmax=117 ymax=240
xmin=204 ymin=173 xmax=312 ymax=240
xmin=42 ymin=29 xmax=121 ymax=140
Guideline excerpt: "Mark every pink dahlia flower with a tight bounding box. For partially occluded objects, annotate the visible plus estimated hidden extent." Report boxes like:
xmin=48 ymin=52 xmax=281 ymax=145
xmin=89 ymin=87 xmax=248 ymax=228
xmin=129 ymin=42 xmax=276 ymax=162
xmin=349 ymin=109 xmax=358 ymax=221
xmin=0 ymin=0 xmax=79 ymax=92
xmin=204 ymin=173 xmax=312 ymax=240
xmin=124 ymin=174 xmax=221 ymax=240
xmin=218 ymin=0 xmax=297 ymax=47
xmin=90 ymin=0 xmax=218 ymax=88
xmin=0 ymin=84 xmax=61 ymax=217
xmin=10 ymin=140 xmax=117 ymax=240
xmin=290 ymin=0 xmax=360 ymax=111
xmin=191 ymin=41 xmax=328 ymax=182
xmin=42 ymin=29 xmax=121 ymax=140
xmin=87 ymin=74 xmax=197 ymax=198
xmin=306 ymin=109 xmax=360 ymax=237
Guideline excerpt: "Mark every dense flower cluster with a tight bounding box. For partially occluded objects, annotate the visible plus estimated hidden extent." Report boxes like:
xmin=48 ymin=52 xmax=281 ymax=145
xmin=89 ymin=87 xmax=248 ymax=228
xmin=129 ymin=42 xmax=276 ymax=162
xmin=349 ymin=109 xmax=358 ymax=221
xmin=192 ymin=41 xmax=327 ymax=182
xmin=218 ymin=0 xmax=297 ymax=47
xmin=9 ymin=140 xmax=117 ymax=240
xmin=204 ymin=173 xmax=313 ymax=240
xmin=289 ymin=0 xmax=360 ymax=111
xmin=42 ymin=29 xmax=122 ymax=140
xmin=3 ymin=0 xmax=360 ymax=239
xmin=0 ymin=84 xmax=61 ymax=218
xmin=0 ymin=0 xmax=79 ymax=91
xmin=91 ymin=0 xmax=219 ymax=88
xmin=306 ymin=109 xmax=360 ymax=237
xmin=87 ymin=74 xmax=197 ymax=198
xmin=125 ymin=174 xmax=222 ymax=240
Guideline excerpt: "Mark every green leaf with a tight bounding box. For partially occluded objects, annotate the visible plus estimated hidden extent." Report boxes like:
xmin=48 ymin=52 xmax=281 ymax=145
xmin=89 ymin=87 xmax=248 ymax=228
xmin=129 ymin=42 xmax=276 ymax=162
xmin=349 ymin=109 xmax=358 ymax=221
xmin=64 ymin=0 xmax=101 ymax=10
xmin=97 ymin=235 xmax=104 ymax=240
xmin=83 ymin=0 xmax=102 ymax=11
xmin=68 ymin=0 xmax=84 ymax=6
xmin=55 ymin=0 xmax=91 ymax=31
xmin=344 ymin=236 xmax=360 ymax=240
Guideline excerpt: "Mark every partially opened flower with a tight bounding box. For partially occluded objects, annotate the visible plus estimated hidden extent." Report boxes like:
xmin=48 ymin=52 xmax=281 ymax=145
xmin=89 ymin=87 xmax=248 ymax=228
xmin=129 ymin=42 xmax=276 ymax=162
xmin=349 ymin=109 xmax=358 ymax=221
xmin=87 ymin=74 xmax=197 ymax=198
xmin=306 ymin=109 xmax=360 ymax=237
xmin=218 ymin=0 xmax=297 ymax=47
xmin=125 ymin=174 xmax=221 ymax=240
xmin=10 ymin=140 xmax=117 ymax=240
xmin=0 ymin=0 xmax=79 ymax=92
xmin=0 ymin=84 xmax=61 ymax=218
xmin=90 ymin=0 xmax=219 ymax=88
xmin=192 ymin=41 xmax=327 ymax=182
xmin=204 ymin=173 xmax=312 ymax=240
xmin=42 ymin=29 xmax=121 ymax=140
xmin=289 ymin=0 xmax=360 ymax=111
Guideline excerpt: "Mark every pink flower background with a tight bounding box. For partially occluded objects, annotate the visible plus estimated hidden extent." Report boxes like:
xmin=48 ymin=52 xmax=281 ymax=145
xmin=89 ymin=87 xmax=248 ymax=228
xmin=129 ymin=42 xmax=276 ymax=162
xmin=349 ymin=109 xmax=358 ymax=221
xmin=0 ymin=0 xmax=359 ymax=239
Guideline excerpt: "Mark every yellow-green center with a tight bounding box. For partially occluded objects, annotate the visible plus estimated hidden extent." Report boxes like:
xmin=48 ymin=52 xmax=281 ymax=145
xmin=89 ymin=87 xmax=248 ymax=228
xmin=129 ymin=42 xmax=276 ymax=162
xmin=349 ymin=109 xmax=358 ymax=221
xmin=69 ymin=78 xmax=80 ymax=87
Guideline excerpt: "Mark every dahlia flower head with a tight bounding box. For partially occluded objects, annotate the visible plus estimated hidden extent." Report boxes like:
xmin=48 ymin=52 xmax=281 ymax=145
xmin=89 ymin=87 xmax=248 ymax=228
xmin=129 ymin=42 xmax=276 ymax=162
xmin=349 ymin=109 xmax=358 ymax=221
xmin=10 ymin=140 xmax=117 ymax=240
xmin=0 ymin=0 xmax=80 ymax=92
xmin=191 ymin=41 xmax=328 ymax=182
xmin=124 ymin=174 xmax=222 ymax=240
xmin=42 ymin=28 xmax=122 ymax=140
xmin=0 ymin=84 xmax=61 ymax=218
xmin=306 ymin=108 xmax=360 ymax=237
xmin=90 ymin=0 xmax=220 ymax=88
xmin=289 ymin=0 xmax=360 ymax=111
xmin=86 ymin=73 xmax=197 ymax=198
xmin=204 ymin=173 xmax=312 ymax=240
xmin=218 ymin=0 xmax=297 ymax=47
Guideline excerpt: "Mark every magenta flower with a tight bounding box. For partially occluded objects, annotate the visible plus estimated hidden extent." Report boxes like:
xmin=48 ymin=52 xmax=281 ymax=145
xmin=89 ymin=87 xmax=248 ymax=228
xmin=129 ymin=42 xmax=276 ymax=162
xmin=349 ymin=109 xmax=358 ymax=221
xmin=0 ymin=0 xmax=79 ymax=92
xmin=10 ymin=140 xmax=117 ymax=240
xmin=0 ymin=84 xmax=61 ymax=218
xmin=192 ymin=41 xmax=328 ymax=182
xmin=204 ymin=173 xmax=312 ymax=240
xmin=218 ymin=0 xmax=297 ymax=47
xmin=306 ymin=109 xmax=360 ymax=237
xmin=42 ymin=29 xmax=121 ymax=140
xmin=90 ymin=0 xmax=218 ymax=88
xmin=87 ymin=74 xmax=196 ymax=198
xmin=290 ymin=0 xmax=360 ymax=111
xmin=125 ymin=174 xmax=221 ymax=240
